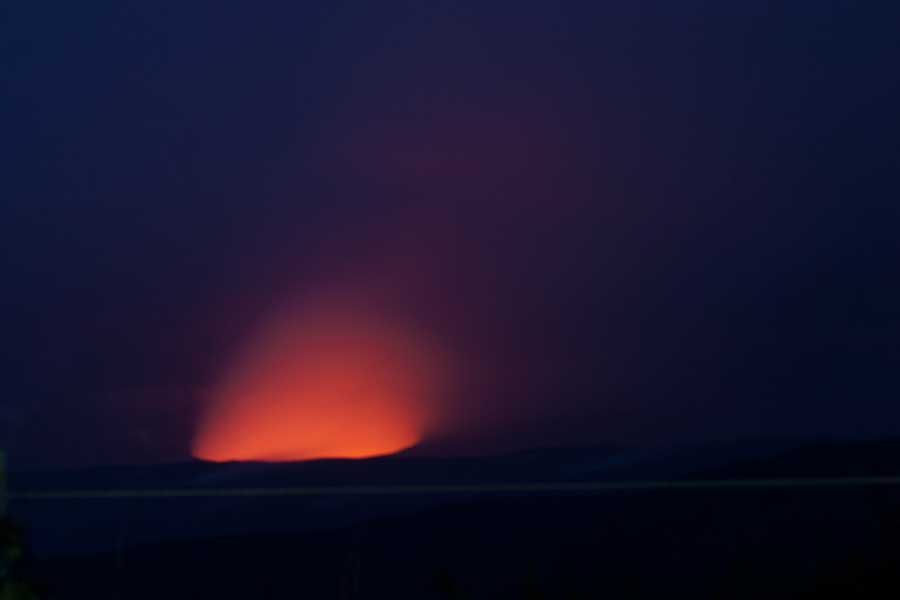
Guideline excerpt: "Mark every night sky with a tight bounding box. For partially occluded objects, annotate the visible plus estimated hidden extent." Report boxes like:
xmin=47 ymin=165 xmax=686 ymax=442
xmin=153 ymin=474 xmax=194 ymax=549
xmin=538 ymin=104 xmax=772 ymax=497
xmin=2 ymin=1 xmax=898 ymax=466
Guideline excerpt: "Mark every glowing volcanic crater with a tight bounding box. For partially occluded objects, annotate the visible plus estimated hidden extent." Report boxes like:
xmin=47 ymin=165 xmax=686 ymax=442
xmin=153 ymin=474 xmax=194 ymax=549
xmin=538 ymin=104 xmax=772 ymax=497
xmin=192 ymin=301 xmax=442 ymax=461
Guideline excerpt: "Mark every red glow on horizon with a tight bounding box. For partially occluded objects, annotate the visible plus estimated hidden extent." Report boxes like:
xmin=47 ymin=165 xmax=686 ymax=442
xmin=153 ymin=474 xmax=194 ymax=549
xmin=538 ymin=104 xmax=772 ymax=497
xmin=192 ymin=299 xmax=444 ymax=462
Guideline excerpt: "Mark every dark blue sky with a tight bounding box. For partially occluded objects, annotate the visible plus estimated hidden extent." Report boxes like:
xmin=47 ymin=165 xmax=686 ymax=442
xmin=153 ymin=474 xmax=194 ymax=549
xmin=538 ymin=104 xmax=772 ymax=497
xmin=2 ymin=1 xmax=898 ymax=466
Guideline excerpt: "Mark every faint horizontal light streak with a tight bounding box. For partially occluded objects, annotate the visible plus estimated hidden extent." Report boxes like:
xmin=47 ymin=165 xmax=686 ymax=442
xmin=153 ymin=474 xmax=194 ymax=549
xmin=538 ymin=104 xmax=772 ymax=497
xmin=9 ymin=476 xmax=900 ymax=500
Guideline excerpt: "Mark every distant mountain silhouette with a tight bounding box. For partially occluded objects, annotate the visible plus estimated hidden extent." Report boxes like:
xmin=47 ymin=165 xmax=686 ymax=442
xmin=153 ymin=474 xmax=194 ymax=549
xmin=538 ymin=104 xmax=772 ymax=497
xmin=695 ymin=436 xmax=900 ymax=479
xmin=10 ymin=443 xmax=623 ymax=491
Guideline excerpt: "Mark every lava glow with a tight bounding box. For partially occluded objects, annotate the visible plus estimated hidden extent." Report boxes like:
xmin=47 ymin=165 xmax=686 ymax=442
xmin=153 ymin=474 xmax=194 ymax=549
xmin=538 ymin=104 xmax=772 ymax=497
xmin=192 ymin=300 xmax=443 ymax=461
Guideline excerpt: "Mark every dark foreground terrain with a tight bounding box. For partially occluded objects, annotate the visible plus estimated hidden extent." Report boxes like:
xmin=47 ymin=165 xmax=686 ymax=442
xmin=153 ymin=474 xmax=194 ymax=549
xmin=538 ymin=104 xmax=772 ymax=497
xmin=7 ymin=437 xmax=900 ymax=599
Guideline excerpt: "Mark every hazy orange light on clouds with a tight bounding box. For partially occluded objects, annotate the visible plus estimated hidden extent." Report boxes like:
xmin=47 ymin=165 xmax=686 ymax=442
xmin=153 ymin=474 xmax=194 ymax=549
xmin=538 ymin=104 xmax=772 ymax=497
xmin=192 ymin=295 xmax=446 ymax=461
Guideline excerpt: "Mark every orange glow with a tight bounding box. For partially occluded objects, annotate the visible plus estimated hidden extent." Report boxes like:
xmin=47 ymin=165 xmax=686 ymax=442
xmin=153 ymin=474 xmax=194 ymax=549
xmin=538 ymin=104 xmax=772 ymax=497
xmin=192 ymin=299 xmax=443 ymax=461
